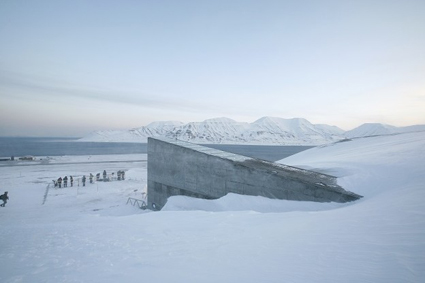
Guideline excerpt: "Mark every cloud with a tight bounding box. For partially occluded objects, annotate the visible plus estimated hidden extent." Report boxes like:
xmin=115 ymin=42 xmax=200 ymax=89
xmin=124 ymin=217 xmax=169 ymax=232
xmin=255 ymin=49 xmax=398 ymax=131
xmin=0 ymin=69 xmax=216 ymax=113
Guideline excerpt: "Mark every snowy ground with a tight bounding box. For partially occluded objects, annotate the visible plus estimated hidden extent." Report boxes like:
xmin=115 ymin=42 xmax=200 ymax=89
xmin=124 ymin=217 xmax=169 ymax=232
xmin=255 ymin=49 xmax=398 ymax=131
xmin=1 ymin=132 xmax=424 ymax=282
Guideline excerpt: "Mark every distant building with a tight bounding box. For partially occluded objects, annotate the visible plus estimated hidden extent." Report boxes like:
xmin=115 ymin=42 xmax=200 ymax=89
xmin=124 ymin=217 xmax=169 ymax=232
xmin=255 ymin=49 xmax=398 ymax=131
xmin=19 ymin=156 xmax=35 ymax=161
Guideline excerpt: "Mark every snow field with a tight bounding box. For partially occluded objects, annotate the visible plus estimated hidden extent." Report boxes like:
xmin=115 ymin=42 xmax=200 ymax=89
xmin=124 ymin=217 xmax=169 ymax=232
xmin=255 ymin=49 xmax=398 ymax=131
xmin=1 ymin=133 xmax=425 ymax=282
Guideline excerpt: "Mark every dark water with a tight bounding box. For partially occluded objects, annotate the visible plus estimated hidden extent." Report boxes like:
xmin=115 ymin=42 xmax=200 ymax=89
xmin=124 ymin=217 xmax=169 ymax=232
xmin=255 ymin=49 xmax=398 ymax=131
xmin=0 ymin=137 xmax=147 ymax=157
xmin=0 ymin=137 xmax=313 ymax=162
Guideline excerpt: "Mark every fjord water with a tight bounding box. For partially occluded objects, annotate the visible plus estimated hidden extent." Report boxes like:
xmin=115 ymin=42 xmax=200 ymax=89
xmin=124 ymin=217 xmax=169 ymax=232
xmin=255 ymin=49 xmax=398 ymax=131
xmin=0 ymin=137 xmax=312 ymax=161
xmin=0 ymin=137 xmax=147 ymax=157
xmin=204 ymin=144 xmax=314 ymax=161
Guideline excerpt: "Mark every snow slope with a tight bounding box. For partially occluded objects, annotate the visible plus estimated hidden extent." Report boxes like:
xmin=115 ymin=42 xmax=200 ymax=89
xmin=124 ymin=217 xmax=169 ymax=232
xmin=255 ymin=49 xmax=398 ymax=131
xmin=1 ymin=132 xmax=424 ymax=282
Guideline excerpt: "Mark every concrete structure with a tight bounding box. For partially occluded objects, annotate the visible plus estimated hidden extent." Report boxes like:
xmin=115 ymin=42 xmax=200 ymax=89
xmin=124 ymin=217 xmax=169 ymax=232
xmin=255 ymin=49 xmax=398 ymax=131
xmin=147 ymin=138 xmax=362 ymax=210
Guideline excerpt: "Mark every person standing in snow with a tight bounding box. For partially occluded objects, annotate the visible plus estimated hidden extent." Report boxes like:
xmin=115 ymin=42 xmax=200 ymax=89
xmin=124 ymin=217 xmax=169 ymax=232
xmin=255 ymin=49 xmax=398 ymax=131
xmin=82 ymin=175 xmax=86 ymax=186
xmin=63 ymin=176 xmax=68 ymax=187
xmin=103 ymin=170 xmax=107 ymax=181
xmin=70 ymin=176 xmax=73 ymax=187
xmin=89 ymin=173 xmax=93 ymax=184
xmin=57 ymin=177 xmax=62 ymax=188
xmin=0 ymin=191 xmax=9 ymax=207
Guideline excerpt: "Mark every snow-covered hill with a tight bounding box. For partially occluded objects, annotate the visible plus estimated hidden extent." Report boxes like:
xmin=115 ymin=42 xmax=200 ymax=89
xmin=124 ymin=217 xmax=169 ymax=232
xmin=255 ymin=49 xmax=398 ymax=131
xmin=345 ymin=123 xmax=425 ymax=139
xmin=79 ymin=117 xmax=425 ymax=145
xmin=344 ymin=123 xmax=399 ymax=138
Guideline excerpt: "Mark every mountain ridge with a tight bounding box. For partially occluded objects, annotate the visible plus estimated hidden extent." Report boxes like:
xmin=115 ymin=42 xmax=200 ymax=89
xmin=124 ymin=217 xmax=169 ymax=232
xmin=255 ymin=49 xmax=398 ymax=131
xmin=79 ymin=117 xmax=425 ymax=145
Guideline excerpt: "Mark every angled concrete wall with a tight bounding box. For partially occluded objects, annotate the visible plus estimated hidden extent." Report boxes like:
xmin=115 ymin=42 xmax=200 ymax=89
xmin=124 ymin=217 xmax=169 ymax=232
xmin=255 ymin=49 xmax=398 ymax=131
xmin=147 ymin=138 xmax=361 ymax=210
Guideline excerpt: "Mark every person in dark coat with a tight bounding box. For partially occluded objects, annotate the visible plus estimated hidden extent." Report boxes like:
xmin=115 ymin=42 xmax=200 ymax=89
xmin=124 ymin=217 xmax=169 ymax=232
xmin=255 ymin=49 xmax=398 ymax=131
xmin=82 ymin=175 xmax=86 ymax=186
xmin=0 ymin=191 xmax=9 ymax=207
xmin=70 ymin=176 xmax=73 ymax=187
xmin=103 ymin=170 xmax=107 ymax=181
xmin=63 ymin=176 xmax=68 ymax=187
xmin=89 ymin=173 xmax=93 ymax=184
xmin=57 ymin=177 xmax=62 ymax=188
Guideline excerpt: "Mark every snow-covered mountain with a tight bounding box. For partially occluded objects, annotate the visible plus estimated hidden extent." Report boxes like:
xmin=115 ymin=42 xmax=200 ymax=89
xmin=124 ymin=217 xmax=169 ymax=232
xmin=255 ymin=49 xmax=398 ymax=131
xmin=80 ymin=117 xmax=344 ymax=145
xmin=344 ymin=123 xmax=399 ymax=138
xmin=345 ymin=123 xmax=425 ymax=139
xmin=244 ymin=117 xmax=344 ymax=145
xmin=81 ymin=121 xmax=184 ymax=143
xmin=79 ymin=117 xmax=425 ymax=145
xmin=162 ymin=117 xmax=251 ymax=144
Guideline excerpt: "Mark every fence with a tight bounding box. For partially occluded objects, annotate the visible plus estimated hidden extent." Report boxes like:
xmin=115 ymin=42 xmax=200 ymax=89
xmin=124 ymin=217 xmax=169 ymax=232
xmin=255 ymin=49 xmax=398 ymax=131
xmin=126 ymin=197 xmax=147 ymax=209
xmin=42 ymin=183 xmax=51 ymax=205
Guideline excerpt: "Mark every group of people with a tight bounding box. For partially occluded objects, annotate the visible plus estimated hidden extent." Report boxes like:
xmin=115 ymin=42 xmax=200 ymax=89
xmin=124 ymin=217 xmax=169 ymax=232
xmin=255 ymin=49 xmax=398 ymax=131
xmin=95 ymin=170 xmax=109 ymax=182
xmin=55 ymin=176 xmax=74 ymax=188
xmin=81 ymin=170 xmax=125 ymax=186
xmin=54 ymin=170 xmax=126 ymax=188
xmin=117 ymin=170 xmax=126 ymax=181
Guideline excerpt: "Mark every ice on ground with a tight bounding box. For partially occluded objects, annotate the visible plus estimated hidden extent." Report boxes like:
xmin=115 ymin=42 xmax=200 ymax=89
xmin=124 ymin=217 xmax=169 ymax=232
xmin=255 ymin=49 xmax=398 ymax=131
xmin=0 ymin=133 xmax=424 ymax=283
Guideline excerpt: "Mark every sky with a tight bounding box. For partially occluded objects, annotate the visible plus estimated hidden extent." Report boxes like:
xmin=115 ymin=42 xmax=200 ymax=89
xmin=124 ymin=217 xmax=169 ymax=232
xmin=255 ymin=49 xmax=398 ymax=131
xmin=0 ymin=0 xmax=424 ymax=137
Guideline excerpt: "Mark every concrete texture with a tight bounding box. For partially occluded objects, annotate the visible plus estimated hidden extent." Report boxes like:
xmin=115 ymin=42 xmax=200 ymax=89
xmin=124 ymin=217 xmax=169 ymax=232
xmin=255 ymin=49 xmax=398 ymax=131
xmin=147 ymin=138 xmax=362 ymax=210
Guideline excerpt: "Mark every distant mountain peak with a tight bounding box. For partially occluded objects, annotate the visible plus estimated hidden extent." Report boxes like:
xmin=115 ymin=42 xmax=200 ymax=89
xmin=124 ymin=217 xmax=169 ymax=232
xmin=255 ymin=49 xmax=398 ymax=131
xmin=146 ymin=121 xmax=184 ymax=128
xmin=255 ymin=116 xmax=304 ymax=122
xmin=203 ymin=117 xmax=238 ymax=123
xmin=345 ymin=123 xmax=399 ymax=138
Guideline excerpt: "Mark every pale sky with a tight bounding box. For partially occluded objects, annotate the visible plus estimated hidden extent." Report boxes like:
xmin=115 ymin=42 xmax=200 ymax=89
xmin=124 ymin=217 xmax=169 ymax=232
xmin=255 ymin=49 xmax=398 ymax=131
xmin=1 ymin=0 xmax=424 ymax=137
